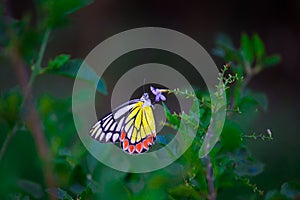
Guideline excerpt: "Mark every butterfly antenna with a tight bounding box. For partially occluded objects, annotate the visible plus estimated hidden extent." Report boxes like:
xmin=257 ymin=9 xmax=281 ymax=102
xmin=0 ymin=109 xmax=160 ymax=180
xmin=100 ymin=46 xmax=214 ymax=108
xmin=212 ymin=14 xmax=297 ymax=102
xmin=143 ymin=78 xmax=146 ymax=93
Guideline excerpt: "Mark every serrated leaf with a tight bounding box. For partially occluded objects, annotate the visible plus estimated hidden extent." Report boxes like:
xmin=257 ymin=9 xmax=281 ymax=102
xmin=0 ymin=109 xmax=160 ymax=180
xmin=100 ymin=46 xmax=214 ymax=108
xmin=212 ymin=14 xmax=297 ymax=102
xmin=241 ymin=33 xmax=254 ymax=64
xmin=280 ymin=182 xmax=300 ymax=199
xmin=44 ymin=59 xmax=107 ymax=95
xmin=263 ymin=55 xmax=281 ymax=67
xmin=253 ymin=33 xmax=265 ymax=61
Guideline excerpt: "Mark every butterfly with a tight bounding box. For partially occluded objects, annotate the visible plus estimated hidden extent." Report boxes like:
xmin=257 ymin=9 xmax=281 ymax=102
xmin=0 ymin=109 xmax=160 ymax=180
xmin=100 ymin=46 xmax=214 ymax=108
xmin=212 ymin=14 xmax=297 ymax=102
xmin=89 ymin=86 xmax=167 ymax=154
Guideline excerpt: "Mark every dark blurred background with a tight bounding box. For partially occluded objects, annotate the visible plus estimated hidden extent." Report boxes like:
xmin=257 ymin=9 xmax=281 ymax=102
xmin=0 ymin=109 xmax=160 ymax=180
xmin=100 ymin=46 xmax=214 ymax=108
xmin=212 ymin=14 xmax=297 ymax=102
xmin=1 ymin=0 xmax=300 ymax=191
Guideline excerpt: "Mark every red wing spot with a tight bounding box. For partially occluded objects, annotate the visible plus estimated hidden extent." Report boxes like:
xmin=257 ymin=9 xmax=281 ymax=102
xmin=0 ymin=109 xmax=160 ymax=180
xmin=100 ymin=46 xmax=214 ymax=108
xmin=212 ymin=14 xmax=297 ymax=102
xmin=123 ymin=139 xmax=129 ymax=150
xmin=136 ymin=143 xmax=143 ymax=154
xmin=128 ymin=145 xmax=135 ymax=154
xmin=147 ymin=136 xmax=153 ymax=145
xmin=143 ymin=140 xmax=149 ymax=150
xmin=120 ymin=131 xmax=126 ymax=141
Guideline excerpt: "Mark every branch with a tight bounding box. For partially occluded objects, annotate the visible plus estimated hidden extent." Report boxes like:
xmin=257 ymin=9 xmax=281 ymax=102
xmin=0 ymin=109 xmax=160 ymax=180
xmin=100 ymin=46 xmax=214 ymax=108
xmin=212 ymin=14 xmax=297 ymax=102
xmin=0 ymin=124 xmax=18 ymax=161
xmin=206 ymin=155 xmax=216 ymax=200
xmin=9 ymin=30 xmax=56 ymax=200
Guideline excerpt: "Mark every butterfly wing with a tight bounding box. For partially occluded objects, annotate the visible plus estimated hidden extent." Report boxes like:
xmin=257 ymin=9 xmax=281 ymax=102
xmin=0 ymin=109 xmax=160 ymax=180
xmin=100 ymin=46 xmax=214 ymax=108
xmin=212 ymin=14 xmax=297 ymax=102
xmin=89 ymin=100 xmax=139 ymax=143
xmin=120 ymin=101 xmax=156 ymax=154
xmin=89 ymin=99 xmax=156 ymax=154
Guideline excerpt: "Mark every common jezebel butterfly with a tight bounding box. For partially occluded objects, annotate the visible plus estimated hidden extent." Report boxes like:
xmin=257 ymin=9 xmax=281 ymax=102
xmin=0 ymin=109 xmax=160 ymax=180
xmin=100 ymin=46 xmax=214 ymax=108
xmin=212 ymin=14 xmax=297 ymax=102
xmin=89 ymin=86 xmax=167 ymax=154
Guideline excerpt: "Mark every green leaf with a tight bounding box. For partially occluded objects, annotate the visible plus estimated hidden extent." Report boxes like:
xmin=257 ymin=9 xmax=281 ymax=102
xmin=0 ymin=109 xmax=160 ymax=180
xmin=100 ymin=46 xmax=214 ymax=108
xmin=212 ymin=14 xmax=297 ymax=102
xmin=168 ymin=185 xmax=202 ymax=200
xmin=44 ymin=59 xmax=107 ymax=95
xmin=69 ymin=184 xmax=86 ymax=196
xmin=232 ymin=148 xmax=264 ymax=176
xmin=18 ymin=180 xmax=44 ymax=199
xmin=44 ymin=0 xmax=94 ymax=27
xmin=69 ymin=165 xmax=87 ymax=186
xmin=78 ymin=186 xmax=93 ymax=200
xmin=244 ymin=91 xmax=268 ymax=111
xmin=46 ymin=188 xmax=73 ymax=200
xmin=54 ymin=157 xmax=73 ymax=184
xmin=220 ymin=120 xmax=242 ymax=151
xmin=0 ymin=88 xmax=23 ymax=126
xmin=280 ymin=182 xmax=300 ymax=199
xmin=215 ymin=33 xmax=234 ymax=49
xmin=5 ymin=193 xmax=31 ymax=200
xmin=253 ymin=33 xmax=265 ymax=61
xmin=263 ymin=55 xmax=281 ymax=67
xmin=238 ymin=94 xmax=266 ymax=114
xmin=162 ymin=102 xmax=180 ymax=128
xmin=264 ymin=190 xmax=289 ymax=200
xmin=48 ymin=54 xmax=71 ymax=70
xmin=241 ymin=33 xmax=254 ymax=64
xmin=213 ymin=45 xmax=243 ymax=63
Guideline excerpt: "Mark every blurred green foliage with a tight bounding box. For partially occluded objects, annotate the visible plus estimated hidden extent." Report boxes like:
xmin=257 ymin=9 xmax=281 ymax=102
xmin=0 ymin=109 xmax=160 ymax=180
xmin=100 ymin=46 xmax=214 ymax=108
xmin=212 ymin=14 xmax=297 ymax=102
xmin=1 ymin=1 xmax=299 ymax=200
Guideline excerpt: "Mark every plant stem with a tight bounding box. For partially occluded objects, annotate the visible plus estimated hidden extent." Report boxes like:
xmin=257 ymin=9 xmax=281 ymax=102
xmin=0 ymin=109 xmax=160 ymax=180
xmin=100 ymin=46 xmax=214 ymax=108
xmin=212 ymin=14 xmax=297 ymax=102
xmin=0 ymin=29 xmax=51 ymax=161
xmin=0 ymin=124 xmax=18 ymax=162
xmin=29 ymin=28 xmax=50 ymax=87
xmin=206 ymin=155 xmax=216 ymax=200
xmin=9 ymin=29 xmax=56 ymax=200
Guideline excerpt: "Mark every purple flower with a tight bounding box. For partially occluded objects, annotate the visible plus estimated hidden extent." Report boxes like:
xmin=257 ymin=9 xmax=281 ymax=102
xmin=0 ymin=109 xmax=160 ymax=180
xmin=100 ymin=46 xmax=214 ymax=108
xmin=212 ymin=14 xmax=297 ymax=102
xmin=150 ymin=86 xmax=166 ymax=102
